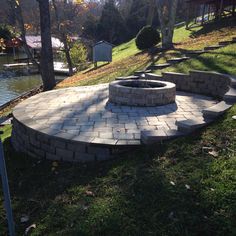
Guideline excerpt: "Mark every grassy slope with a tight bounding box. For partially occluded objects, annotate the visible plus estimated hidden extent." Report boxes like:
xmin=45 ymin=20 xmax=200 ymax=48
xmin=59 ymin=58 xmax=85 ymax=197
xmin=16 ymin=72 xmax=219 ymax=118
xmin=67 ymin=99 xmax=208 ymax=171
xmin=1 ymin=19 xmax=236 ymax=235
xmin=58 ymin=18 xmax=236 ymax=88
xmin=154 ymin=43 xmax=236 ymax=75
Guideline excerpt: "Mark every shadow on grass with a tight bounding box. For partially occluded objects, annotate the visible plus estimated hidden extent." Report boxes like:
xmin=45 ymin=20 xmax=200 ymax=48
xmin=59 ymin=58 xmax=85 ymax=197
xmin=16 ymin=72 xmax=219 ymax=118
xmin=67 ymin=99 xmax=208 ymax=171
xmin=189 ymin=16 xmax=236 ymax=38
xmin=1 ymin=109 xmax=236 ymax=236
xmin=82 ymin=62 xmax=110 ymax=74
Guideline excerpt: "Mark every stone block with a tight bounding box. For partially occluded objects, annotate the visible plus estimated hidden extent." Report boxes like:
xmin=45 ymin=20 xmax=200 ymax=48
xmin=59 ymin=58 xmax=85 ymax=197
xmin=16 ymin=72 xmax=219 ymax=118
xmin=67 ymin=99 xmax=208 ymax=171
xmin=141 ymin=129 xmax=183 ymax=144
xmin=56 ymin=148 xmax=73 ymax=159
xmin=145 ymin=73 xmax=163 ymax=80
xmin=147 ymin=63 xmax=171 ymax=70
xmin=29 ymin=135 xmax=41 ymax=148
xmin=51 ymin=139 xmax=66 ymax=149
xmin=74 ymin=152 xmax=95 ymax=162
xmin=204 ymin=45 xmax=221 ymax=51
xmin=46 ymin=152 xmax=61 ymax=161
xmin=176 ymin=118 xmax=208 ymax=133
xmin=219 ymin=41 xmax=232 ymax=46
xmin=41 ymin=143 xmax=56 ymax=154
xmin=203 ymin=101 xmax=232 ymax=118
xmin=32 ymin=147 xmax=45 ymax=158
xmin=223 ymin=87 xmax=236 ymax=103
xmin=67 ymin=143 xmax=87 ymax=152
xmin=230 ymin=76 xmax=236 ymax=89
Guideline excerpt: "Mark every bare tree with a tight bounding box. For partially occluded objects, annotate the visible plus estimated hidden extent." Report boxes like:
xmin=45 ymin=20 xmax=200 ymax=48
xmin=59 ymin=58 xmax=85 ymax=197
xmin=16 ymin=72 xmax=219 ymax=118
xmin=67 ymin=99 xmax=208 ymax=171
xmin=156 ymin=0 xmax=178 ymax=49
xmin=8 ymin=0 xmax=39 ymax=69
xmin=37 ymin=0 xmax=56 ymax=90
xmin=52 ymin=0 xmax=73 ymax=75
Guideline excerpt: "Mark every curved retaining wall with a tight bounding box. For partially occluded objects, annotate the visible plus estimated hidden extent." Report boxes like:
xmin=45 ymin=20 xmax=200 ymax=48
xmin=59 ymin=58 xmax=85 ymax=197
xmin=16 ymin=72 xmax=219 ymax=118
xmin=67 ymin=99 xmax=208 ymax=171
xmin=145 ymin=70 xmax=231 ymax=98
xmin=11 ymin=118 xmax=134 ymax=163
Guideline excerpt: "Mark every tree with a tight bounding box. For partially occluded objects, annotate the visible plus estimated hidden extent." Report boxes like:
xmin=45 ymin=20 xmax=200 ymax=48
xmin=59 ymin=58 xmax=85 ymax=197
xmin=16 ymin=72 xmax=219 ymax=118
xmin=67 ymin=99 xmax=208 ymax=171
xmin=9 ymin=0 xmax=39 ymax=69
xmin=146 ymin=0 xmax=156 ymax=26
xmin=97 ymin=0 xmax=126 ymax=44
xmin=135 ymin=26 xmax=160 ymax=50
xmin=37 ymin=0 xmax=56 ymax=90
xmin=52 ymin=0 xmax=74 ymax=76
xmin=156 ymin=0 xmax=178 ymax=49
xmin=126 ymin=0 xmax=148 ymax=39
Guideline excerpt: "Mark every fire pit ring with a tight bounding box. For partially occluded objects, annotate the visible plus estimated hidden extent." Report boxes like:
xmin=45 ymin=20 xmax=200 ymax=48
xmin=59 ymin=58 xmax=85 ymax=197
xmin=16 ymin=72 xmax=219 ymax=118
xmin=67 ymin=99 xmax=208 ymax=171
xmin=109 ymin=79 xmax=176 ymax=106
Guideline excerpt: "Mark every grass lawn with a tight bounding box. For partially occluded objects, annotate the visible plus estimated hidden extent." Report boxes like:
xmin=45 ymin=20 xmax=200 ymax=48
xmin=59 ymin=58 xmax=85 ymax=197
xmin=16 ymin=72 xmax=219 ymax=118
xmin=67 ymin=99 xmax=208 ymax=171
xmin=0 ymin=18 xmax=236 ymax=235
xmin=0 ymin=105 xmax=235 ymax=235
xmin=57 ymin=18 xmax=236 ymax=88
xmin=154 ymin=43 xmax=236 ymax=76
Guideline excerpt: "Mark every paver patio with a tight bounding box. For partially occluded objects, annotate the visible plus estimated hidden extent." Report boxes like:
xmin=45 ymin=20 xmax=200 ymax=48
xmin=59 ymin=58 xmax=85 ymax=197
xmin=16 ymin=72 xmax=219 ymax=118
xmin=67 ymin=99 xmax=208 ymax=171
xmin=13 ymin=84 xmax=217 ymax=145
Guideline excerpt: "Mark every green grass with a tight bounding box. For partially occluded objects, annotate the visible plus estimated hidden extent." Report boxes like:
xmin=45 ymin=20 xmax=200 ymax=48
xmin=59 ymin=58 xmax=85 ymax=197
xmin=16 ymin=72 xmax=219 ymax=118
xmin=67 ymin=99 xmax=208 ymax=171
xmin=112 ymin=39 xmax=141 ymax=61
xmin=154 ymin=43 xmax=236 ymax=76
xmin=0 ymin=106 xmax=236 ymax=235
xmin=59 ymin=18 xmax=236 ymax=88
xmin=1 ymin=18 xmax=236 ymax=235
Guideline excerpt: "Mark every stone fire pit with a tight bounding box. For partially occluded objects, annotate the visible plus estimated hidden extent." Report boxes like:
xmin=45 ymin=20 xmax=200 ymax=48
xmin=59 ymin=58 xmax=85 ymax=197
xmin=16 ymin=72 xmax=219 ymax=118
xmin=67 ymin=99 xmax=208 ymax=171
xmin=109 ymin=79 xmax=176 ymax=106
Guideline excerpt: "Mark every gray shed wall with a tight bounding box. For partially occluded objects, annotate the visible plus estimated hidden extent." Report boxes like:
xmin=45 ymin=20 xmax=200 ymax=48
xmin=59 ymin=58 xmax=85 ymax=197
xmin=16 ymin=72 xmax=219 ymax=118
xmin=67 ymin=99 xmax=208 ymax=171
xmin=93 ymin=43 xmax=112 ymax=62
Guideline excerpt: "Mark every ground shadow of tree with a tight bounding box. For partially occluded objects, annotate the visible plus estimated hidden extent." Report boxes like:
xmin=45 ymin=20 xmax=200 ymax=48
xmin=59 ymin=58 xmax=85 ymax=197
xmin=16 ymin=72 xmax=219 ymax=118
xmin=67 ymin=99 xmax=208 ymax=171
xmin=189 ymin=16 xmax=236 ymax=38
xmin=2 ymin=113 xmax=236 ymax=236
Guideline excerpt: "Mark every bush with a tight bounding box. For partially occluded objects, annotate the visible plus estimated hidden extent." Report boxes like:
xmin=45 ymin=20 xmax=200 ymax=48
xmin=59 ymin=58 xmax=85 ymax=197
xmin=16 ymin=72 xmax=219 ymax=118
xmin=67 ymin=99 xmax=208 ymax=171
xmin=70 ymin=42 xmax=88 ymax=70
xmin=135 ymin=26 xmax=160 ymax=50
xmin=61 ymin=42 xmax=88 ymax=71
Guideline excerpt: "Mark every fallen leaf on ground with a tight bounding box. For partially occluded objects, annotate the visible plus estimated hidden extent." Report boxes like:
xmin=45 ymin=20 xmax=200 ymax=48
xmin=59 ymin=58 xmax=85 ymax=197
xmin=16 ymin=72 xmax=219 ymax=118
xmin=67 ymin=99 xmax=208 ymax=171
xmin=208 ymin=150 xmax=219 ymax=157
xmin=185 ymin=184 xmax=191 ymax=190
xmin=24 ymin=224 xmax=36 ymax=235
xmin=85 ymin=190 xmax=95 ymax=197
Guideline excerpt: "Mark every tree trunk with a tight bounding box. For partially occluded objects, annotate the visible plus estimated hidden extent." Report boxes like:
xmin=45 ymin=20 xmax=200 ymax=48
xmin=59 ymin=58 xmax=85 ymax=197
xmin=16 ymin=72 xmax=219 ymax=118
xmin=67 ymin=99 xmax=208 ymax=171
xmin=52 ymin=0 xmax=73 ymax=76
xmin=9 ymin=0 xmax=39 ymax=70
xmin=37 ymin=0 xmax=56 ymax=91
xmin=147 ymin=0 xmax=156 ymax=25
xmin=62 ymin=34 xmax=73 ymax=75
xmin=156 ymin=0 xmax=178 ymax=49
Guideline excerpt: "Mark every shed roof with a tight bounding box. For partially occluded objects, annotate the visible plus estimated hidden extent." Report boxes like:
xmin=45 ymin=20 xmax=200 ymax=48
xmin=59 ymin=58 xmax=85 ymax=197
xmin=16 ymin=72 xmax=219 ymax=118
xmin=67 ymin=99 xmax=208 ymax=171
xmin=93 ymin=40 xmax=114 ymax=47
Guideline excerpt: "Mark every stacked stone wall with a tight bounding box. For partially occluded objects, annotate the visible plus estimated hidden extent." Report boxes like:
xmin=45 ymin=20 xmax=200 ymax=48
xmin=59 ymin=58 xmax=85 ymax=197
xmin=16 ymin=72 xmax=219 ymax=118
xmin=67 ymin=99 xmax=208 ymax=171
xmin=146 ymin=70 xmax=231 ymax=98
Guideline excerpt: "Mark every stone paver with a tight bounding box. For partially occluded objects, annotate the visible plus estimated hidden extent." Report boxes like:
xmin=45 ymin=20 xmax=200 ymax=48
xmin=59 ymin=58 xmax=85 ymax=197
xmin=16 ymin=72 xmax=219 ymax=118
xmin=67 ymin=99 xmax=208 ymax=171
xmin=13 ymin=84 xmax=217 ymax=146
xmin=176 ymin=118 xmax=210 ymax=133
xmin=203 ymin=101 xmax=232 ymax=118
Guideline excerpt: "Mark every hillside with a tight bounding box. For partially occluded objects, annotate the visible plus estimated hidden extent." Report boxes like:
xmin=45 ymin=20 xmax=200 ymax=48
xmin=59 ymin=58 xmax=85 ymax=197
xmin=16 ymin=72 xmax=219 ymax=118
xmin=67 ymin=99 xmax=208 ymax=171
xmin=0 ymin=18 xmax=236 ymax=235
xmin=58 ymin=18 xmax=236 ymax=88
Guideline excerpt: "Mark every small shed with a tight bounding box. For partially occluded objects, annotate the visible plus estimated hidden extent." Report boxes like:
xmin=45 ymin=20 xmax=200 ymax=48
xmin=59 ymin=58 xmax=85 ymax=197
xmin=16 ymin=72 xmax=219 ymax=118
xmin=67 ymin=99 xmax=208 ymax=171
xmin=92 ymin=41 xmax=113 ymax=64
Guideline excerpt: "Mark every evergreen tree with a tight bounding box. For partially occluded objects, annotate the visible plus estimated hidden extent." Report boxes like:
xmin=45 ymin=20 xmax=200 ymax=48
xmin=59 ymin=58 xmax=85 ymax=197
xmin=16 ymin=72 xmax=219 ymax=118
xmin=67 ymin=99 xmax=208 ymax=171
xmin=97 ymin=0 xmax=127 ymax=44
xmin=126 ymin=0 xmax=148 ymax=39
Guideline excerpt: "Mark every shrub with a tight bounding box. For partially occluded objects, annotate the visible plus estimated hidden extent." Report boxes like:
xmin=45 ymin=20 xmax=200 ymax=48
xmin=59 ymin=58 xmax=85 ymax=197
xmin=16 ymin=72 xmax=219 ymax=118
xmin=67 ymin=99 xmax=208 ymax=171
xmin=60 ymin=42 xmax=88 ymax=71
xmin=135 ymin=26 xmax=160 ymax=50
xmin=70 ymin=42 xmax=88 ymax=70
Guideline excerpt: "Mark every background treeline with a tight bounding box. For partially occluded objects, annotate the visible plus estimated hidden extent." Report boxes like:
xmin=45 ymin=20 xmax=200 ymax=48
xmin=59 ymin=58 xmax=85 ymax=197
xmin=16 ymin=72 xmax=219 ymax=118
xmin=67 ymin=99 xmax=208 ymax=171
xmin=0 ymin=0 xmax=187 ymax=45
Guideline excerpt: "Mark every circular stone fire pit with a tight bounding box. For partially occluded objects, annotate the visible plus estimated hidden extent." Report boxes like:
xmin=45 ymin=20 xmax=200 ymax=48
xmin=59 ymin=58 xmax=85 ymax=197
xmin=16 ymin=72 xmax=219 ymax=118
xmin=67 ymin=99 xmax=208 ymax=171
xmin=109 ymin=80 xmax=176 ymax=106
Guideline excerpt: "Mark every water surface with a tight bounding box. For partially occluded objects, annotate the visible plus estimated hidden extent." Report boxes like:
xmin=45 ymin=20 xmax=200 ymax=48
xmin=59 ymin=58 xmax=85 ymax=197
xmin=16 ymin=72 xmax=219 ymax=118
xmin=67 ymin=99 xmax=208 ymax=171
xmin=0 ymin=54 xmax=65 ymax=106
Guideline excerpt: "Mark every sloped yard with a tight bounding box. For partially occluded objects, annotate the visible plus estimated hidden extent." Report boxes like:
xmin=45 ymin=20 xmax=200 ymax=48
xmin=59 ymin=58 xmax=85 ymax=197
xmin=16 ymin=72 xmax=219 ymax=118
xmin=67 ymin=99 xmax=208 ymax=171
xmin=0 ymin=18 xmax=236 ymax=235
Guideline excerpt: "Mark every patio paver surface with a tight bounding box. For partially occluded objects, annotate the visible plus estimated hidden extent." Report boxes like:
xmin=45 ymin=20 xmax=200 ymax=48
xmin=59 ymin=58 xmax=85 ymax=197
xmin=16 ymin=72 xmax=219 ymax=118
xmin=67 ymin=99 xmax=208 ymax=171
xmin=13 ymin=84 xmax=218 ymax=145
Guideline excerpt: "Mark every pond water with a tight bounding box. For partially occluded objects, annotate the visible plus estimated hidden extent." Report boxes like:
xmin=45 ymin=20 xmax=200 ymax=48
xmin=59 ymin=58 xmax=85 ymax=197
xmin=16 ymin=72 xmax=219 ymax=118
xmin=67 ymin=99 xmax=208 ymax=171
xmin=0 ymin=54 xmax=65 ymax=107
